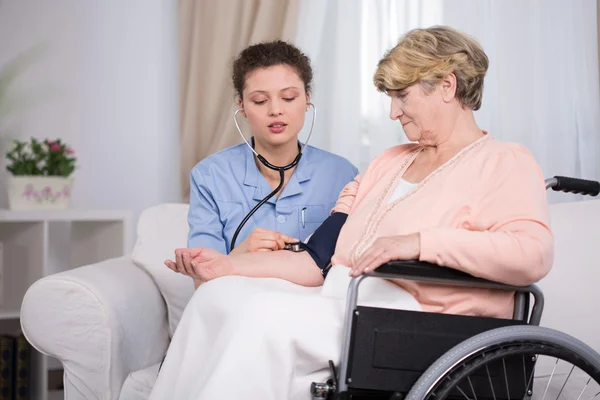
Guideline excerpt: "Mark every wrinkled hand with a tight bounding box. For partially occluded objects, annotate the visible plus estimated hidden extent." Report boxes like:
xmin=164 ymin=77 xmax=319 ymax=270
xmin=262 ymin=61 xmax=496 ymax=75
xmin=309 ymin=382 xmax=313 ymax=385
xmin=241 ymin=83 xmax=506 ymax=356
xmin=351 ymin=234 xmax=421 ymax=277
xmin=231 ymin=228 xmax=299 ymax=254
xmin=165 ymin=247 xmax=233 ymax=282
xmin=164 ymin=247 xmax=203 ymax=277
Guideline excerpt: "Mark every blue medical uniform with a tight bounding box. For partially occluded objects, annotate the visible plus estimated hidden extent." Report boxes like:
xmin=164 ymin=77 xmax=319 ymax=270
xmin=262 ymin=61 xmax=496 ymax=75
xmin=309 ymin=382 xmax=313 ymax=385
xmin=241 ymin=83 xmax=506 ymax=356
xmin=187 ymin=140 xmax=359 ymax=253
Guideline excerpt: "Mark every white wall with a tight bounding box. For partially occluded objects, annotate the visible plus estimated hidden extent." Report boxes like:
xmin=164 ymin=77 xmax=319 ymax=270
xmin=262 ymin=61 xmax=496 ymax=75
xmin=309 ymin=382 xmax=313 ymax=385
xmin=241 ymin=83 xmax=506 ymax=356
xmin=0 ymin=0 xmax=181 ymax=249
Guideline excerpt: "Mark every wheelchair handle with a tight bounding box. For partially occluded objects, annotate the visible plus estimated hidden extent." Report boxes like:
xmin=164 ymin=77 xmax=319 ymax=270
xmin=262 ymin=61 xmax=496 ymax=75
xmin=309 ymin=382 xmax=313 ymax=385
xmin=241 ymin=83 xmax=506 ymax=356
xmin=545 ymin=176 xmax=600 ymax=196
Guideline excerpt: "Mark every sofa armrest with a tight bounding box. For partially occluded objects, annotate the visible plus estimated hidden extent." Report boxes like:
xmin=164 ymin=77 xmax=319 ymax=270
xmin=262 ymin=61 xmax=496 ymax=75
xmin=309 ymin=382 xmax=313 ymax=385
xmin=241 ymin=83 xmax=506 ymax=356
xmin=21 ymin=256 xmax=170 ymax=400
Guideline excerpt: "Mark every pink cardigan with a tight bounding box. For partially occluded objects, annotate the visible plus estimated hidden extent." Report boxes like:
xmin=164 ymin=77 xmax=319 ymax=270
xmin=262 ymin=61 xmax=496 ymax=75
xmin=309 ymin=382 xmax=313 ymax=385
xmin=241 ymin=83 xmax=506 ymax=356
xmin=331 ymin=134 xmax=554 ymax=319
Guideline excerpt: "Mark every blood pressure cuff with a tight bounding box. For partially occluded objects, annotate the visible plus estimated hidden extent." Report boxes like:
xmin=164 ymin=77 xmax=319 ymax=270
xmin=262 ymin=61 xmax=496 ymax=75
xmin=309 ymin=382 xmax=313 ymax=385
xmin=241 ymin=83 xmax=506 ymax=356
xmin=297 ymin=212 xmax=348 ymax=278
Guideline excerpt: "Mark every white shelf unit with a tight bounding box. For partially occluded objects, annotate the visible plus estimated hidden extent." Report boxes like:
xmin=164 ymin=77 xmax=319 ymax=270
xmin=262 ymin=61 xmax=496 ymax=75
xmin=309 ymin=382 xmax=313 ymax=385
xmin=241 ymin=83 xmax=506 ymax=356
xmin=0 ymin=209 xmax=132 ymax=400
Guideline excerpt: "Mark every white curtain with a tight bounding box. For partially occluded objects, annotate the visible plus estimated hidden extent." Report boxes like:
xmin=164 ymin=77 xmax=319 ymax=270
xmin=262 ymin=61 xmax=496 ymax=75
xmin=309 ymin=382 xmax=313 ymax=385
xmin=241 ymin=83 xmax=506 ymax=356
xmin=295 ymin=0 xmax=443 ymax=171
xmin=296 ymin=0 xmax=600 ymax=203
xmin=294 ymin=1 xmax=364 ymax=167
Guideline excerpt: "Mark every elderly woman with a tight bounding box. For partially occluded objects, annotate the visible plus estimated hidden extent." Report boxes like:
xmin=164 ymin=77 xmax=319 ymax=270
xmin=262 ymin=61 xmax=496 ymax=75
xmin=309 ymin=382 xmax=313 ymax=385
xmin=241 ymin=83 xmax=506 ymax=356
xmin=149 ymin=26 xmax=553 ymax=400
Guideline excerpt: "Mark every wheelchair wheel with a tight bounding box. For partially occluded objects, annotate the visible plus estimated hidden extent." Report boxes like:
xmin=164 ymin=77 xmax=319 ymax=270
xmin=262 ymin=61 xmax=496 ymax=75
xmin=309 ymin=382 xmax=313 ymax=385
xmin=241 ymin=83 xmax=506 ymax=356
xmin=406 ymin=325 xmax=600 ymax=400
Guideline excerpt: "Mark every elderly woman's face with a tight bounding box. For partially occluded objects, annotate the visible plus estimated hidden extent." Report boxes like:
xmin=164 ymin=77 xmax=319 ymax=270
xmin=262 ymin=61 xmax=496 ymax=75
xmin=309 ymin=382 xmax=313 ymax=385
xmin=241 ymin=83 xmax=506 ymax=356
xmin=388 ymin=83 xmax=442 ymax=144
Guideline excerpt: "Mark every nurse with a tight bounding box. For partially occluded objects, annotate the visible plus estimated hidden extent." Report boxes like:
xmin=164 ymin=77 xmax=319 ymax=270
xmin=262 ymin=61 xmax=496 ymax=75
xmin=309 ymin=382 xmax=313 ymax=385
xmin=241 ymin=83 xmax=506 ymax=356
xmin=169 ymin=40 xmax=358 ymax=285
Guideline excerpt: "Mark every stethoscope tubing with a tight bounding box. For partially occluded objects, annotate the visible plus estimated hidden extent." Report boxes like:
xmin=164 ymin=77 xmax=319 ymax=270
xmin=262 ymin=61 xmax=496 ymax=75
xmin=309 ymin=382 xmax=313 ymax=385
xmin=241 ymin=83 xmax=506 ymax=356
xmin=229 ymin=103 xmax=316 ymax=251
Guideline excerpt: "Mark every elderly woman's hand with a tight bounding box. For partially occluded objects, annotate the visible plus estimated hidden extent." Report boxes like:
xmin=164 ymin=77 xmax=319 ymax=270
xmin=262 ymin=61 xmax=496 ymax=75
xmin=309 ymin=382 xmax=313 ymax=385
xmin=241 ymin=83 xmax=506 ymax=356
xmin=350 ymin=233 xmax=421 ymax=277
xmin=168 ymin=247 xmax=203 ymax=276
xmin=165 ymin=247 xmax=234 ymax=282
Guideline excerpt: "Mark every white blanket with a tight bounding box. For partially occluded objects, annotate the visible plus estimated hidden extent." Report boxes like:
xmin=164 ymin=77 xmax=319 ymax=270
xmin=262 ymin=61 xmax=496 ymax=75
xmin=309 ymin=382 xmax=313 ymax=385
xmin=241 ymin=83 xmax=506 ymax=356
xmin=149 ymin=265 xmax=422 ymax=400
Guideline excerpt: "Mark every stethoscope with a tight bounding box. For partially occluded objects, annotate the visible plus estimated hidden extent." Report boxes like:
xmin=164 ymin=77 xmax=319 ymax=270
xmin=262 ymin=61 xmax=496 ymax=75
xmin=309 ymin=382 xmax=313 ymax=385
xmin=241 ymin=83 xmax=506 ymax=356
xmin=229 ymin=102 xmax=316 ymax=252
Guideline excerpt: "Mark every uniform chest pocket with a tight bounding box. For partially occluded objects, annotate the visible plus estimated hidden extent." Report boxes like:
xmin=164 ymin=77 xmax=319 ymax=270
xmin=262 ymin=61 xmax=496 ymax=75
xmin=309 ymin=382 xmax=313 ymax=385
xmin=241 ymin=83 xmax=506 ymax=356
xmin=216 ymin=201 xmax=246 ymax=228
xmin=298 ymin=204 xmax=332 ymax=233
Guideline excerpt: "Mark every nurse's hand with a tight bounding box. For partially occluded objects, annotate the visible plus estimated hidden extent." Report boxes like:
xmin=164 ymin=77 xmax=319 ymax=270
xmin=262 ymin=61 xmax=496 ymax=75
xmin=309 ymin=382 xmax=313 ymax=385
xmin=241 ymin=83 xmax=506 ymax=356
xmin=165 ymin=247 xmax=233 ymax=282
xmin=230 ymin=228 xmax=299 ymax=255
xmin=350 ymin=233 xmax=421 ymax=277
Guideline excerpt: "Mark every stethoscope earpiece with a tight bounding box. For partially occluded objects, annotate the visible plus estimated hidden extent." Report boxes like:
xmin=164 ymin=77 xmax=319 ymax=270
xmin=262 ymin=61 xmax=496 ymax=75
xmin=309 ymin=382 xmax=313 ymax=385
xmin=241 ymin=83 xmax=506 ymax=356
xmin=233 ymin=103 xmax=316 ymax=160
xmin=233 ymin=107 xmax=258 ymax=157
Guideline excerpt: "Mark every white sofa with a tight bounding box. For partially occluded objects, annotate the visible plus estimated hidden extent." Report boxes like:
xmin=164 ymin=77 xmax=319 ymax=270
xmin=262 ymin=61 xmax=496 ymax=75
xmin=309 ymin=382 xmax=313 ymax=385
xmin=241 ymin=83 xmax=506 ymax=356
xmin=20 ymin=200 xmax=600 ymax=399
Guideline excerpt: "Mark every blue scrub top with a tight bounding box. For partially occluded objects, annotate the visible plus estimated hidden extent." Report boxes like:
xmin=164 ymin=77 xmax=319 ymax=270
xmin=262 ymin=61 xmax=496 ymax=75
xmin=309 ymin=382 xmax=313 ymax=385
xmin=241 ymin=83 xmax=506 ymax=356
xmin=187 ymin=141 xmax=359 ymax=253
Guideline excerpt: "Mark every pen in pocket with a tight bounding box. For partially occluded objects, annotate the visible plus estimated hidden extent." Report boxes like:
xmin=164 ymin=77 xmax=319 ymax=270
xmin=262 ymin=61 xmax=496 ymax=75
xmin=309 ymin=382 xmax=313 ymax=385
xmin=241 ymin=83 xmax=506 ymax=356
xmin=301 ymin=207 xmax=306 ymax=229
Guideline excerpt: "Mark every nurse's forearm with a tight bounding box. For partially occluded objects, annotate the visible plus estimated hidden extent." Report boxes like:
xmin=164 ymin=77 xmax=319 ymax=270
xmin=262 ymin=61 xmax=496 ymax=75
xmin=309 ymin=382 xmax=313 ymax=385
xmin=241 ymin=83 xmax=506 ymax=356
xmin=230 ymin=251 xmax=324 ymax=287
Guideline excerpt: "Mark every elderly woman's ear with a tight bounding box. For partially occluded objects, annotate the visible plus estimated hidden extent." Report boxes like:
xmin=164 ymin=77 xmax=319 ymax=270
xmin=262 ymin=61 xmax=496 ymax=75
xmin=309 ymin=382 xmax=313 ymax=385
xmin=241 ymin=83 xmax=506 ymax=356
xmin=440 ymin=73 xmax=458 ymax=103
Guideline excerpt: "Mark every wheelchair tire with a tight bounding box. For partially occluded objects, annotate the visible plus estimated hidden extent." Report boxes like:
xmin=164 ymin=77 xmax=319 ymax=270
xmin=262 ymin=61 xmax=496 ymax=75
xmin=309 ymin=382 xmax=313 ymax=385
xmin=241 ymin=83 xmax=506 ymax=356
xmin=405 ymin=325 xmax=600 ymax=400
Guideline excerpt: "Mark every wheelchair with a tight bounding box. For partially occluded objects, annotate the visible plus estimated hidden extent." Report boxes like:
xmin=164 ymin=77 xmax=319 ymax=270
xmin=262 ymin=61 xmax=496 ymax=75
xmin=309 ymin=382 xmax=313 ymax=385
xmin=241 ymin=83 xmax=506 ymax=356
xmin=311 ymin=176 xmax=600 ymax=400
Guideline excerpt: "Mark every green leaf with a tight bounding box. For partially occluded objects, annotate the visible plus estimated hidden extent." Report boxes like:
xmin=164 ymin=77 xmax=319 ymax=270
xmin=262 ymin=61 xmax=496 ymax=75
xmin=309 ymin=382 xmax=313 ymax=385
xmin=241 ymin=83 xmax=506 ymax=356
xmin=5 ymin=136 xmax=77 ymax=177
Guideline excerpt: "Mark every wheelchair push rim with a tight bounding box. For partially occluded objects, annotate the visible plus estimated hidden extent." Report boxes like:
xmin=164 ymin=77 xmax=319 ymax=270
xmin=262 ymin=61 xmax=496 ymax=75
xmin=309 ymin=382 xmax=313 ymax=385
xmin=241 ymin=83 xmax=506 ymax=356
xmin=406 ymin=325 xmax=600 ymax=400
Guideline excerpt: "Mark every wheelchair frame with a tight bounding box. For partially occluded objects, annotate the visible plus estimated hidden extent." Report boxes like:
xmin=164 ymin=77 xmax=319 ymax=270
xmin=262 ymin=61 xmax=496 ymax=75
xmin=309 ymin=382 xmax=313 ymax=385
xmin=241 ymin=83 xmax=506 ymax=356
xmin=312 ymin=176 xmax=600 ymax=400
xmin=336 ymin=262 xmax=543 ymax=396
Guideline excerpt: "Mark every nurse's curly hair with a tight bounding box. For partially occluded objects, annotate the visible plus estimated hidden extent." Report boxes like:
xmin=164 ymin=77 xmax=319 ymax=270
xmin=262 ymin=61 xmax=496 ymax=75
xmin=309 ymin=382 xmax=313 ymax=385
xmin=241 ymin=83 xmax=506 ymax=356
xmin=232 ymin=40 xmax=313 ymax=99
xmin=374 ymin=26 xmax=489 ymax=111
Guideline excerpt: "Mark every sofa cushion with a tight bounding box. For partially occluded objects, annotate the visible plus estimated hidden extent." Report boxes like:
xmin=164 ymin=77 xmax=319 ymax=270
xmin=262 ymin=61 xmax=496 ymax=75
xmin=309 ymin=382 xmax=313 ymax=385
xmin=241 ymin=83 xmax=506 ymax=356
xmin=130 ymin=198 xmax=600 ymax=350
xmin=540 ymin=199 xmax=600 ymax=352
xmin=119 ymin=363 xmax=160 ymax=400
xmin=131 ymin=203 xmax=195 ymax=337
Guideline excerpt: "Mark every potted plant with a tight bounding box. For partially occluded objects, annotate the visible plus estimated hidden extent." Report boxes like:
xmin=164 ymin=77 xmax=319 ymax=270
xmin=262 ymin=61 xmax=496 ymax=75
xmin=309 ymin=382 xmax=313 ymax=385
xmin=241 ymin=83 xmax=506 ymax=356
xmin=5 ymin=138 xmax=77 ymax=210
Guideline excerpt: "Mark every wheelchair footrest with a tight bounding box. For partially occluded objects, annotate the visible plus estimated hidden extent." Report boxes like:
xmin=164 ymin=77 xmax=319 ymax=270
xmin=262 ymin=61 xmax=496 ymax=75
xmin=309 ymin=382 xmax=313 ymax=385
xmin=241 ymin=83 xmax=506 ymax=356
xmin=345 ymin=307 xmax=526 ymax=394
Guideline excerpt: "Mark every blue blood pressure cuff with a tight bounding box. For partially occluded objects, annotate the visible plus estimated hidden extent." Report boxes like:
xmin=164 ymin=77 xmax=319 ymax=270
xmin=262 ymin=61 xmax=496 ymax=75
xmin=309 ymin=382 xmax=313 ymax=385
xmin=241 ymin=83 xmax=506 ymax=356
xmin=285 ymin=212 xmax=348 ymax=278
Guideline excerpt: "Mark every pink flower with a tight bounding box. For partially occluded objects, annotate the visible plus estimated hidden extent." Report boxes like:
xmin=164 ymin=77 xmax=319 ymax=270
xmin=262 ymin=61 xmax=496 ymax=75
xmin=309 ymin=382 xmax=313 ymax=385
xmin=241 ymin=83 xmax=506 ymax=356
xmin=66 ymin=148 xmax=75 ymax=155
xmin=51 ymin=144 xmax=61 ymax=152
xmin=46 ymin=139 xmax=55 ymax=146
xmin=42 ymin=187 xmax=52 ymax=199
xmin=22 ymin=184 xmax=34 ymax=198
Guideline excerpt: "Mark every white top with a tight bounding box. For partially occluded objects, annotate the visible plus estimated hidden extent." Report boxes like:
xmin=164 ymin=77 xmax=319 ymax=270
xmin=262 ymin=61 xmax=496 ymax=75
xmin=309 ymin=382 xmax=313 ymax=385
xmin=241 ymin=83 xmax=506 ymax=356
xmin=387 ymin=178 xmax=419 ymax=204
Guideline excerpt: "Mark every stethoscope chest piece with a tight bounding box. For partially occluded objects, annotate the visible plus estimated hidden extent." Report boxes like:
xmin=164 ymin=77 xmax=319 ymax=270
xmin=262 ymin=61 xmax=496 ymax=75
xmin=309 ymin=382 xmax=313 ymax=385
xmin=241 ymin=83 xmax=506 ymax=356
xmin=284 ymin=242 xmax=306 ymax=252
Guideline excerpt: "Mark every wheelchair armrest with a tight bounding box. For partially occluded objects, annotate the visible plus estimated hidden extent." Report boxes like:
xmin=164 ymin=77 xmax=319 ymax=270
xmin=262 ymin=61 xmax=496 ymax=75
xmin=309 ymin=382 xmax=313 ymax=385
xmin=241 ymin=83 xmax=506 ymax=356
xmin=360 ymin=260 xmax=544 ymax=326
xmin=372 ymin=260 xmax=535 ymax=292
xmin=376 ymin=260 xmax=484 ymax=281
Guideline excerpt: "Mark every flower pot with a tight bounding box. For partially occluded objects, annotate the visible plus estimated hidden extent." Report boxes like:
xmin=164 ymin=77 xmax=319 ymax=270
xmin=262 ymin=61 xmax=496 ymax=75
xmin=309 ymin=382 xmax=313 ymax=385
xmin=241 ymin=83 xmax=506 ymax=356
xmin=6 ymin=175 xmax=74 ymax=210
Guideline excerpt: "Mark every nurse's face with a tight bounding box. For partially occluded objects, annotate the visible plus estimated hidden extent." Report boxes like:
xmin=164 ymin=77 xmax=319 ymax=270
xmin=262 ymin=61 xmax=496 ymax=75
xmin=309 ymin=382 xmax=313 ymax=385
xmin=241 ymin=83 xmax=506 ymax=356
xmin=239 ymin=64 xmax=310 ymax=148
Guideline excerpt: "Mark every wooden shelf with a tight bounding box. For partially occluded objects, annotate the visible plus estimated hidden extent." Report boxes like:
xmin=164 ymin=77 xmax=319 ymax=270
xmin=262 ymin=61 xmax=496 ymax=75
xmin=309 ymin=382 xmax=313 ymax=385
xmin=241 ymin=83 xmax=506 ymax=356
xmin=0 ymin=310 xmax=21 ymax=320
xmin=0 ymin=209 xmax=132 ymax=400
xmin=0 ymin=208 xmax=131 ymax=222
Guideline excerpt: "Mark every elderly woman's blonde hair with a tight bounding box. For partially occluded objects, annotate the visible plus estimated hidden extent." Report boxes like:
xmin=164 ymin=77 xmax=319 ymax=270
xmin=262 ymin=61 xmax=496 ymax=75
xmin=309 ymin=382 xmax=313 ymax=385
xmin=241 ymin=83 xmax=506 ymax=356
xmin=374 ymin=26 xmax=489 ymax=110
